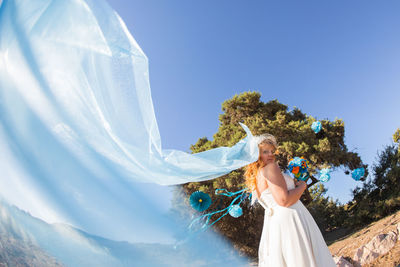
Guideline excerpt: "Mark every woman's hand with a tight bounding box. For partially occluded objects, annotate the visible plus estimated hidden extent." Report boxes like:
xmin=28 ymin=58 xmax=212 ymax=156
xmin=295 ymin=179 xmax=307 ymax=190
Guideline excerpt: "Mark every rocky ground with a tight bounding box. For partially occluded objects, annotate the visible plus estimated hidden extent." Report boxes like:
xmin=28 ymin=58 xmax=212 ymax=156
xmin=328 ymin=209 xmax=400 ymax=267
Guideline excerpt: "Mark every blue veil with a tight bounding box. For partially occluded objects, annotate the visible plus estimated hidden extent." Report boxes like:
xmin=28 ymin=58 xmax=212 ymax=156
xmin=0 ymin=0 xmax=259 ymax=265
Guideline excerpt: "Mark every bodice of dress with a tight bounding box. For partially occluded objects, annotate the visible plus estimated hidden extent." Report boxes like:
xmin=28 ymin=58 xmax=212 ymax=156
xmin=255 ymin=170 xmax=295 ymax=215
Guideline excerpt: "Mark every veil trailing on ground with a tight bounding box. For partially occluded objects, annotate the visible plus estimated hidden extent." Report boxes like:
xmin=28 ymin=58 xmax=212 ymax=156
xmin=0 ymin=0 xmax=259 ymax=265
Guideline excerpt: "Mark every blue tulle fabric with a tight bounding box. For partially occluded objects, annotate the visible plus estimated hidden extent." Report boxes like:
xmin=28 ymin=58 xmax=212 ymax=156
xmin=0 ymin=0 xmax=259 ymax=265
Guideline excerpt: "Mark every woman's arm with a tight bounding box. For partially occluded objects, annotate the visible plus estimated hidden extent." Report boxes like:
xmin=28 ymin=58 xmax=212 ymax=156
xmin=284 ymin=181 xmax=307 ymax=207
xmin=261 ymin=163 xmax=307 ymax=207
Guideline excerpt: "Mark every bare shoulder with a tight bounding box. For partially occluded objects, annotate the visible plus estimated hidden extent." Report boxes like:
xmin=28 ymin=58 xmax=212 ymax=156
xmin=260 ymin=163 xmax=283 ymax=185
xmin=260 ymin=163 xmax=287 ymax=206
xmin=261 ymin=162 xmax=281 ymax=177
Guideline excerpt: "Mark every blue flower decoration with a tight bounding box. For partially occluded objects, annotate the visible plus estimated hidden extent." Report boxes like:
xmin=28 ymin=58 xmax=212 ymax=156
xmin=188 ymin=188 xmax=248 ymax=237
xmin=351 ymin=167 xmax=365 ymax=181
xmin=319 ymin=168 xmax=331 ymax=182
xmin=291 ymin=157 xmax=303 ymax=165
xmin=189 ymin=191 xmax=212 ymax=212
xmin=228 ymin=204 xmax=243 ymax=218
xmin=311 ymin=121 xmax=322 ymax=134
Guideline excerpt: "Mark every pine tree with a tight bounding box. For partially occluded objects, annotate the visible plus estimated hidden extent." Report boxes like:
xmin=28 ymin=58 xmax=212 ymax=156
xmin=348 ymin=128 xmax=400 ymax=227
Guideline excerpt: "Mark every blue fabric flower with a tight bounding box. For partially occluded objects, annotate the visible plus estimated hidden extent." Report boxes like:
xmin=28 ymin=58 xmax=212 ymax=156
xmin=351 ymin=167 xmax=365 ymax=181
xmin=311 ymin=121 xmax=322 ymax=134
xmin=228 ymin=204 xmax=243 ymax=218
xmin=189 ymin=191 xmax=212 ymax=212
xmin=188 ymin=188 xmax=247 ymax=233
xmin=319 ymin=168 xmax=331 ymax=182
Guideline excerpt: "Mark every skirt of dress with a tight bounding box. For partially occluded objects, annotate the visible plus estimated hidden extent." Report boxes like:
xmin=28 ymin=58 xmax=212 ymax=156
xmin=258 ymin=200 xmax=337 ymax=267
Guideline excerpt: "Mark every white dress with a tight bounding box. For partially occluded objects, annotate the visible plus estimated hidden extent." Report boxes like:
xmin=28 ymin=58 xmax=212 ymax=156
xmin=255 ymin=171 xmax=337 ymax=267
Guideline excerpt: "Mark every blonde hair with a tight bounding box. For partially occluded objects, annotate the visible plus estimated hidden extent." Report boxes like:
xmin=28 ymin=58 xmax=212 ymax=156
xmin=244 ymin=134 xmax=278 ymax=193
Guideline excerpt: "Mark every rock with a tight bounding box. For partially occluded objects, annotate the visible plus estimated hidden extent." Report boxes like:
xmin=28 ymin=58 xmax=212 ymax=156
xmin=353 ymin=245 xmax=376 ymax=267
xmin=353 ymin=231 xmax=398 ymax=266
xmin=333 ymin=255 xmax=354 ymax=267
xmin=397 ymin=222 xmax=400 ymax=241
xmin=366 ymin=231 xmax=397 ymax=255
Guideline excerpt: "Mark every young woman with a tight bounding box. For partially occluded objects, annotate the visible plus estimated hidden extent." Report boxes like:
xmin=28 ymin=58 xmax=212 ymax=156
xmin=245 ymin=134 xmax=336 ymax=267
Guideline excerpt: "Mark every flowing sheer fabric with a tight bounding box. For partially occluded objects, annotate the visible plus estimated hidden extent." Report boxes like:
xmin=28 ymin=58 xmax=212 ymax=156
xmin=0 ymin=0 xmax=260 ymax=265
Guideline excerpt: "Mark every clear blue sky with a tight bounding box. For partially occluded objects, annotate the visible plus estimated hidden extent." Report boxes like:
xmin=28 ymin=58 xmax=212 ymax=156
xmin=107 ymin=0 xmax=400 ymax=208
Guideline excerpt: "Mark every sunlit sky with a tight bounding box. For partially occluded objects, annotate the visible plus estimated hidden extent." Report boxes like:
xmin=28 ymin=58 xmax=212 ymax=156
xmin=107 ymin=0 xmax=400 ymax=209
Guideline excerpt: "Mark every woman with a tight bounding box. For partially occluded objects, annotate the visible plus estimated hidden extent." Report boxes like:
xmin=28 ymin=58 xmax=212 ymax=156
xmin=245 ymin=134 xmax=337 ymax=267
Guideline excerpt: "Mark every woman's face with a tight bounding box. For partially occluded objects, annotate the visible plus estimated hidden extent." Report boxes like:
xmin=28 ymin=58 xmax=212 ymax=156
xmin=259 ymin=143 xmax=276 ymax=165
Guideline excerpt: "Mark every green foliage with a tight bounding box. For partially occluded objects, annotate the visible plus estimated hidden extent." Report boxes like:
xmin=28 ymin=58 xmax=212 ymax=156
xmin=307 ymin=183 xmax=347 ymax=232
xmin=347 ymin=139 xmax=400 ymax=228
xmin=394 ymin=128 xmax=400 ymax=153
xmin=393 ymin=128 xmax=400 ymax=143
